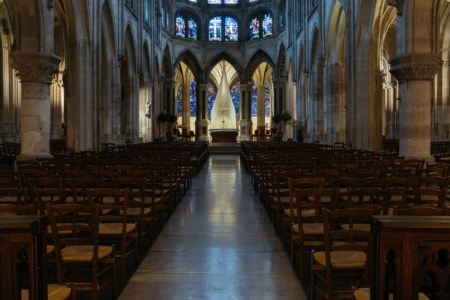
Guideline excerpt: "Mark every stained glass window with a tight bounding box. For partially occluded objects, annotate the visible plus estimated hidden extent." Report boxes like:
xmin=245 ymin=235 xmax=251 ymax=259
xmin=230 ymin=83 xmax=240 ymax=117
xmin=262 ymin=14 xmax=273 ymax=38
xmin=251 ymin=80 xmax=257 ymax=117
xmin=250 ymin=16 xmax=259 ymax=40
xmin=225 ymin=17 xmax=238 ymax=42
xmin=280 ymin=11 xmax=283 ymax=29
xmin=265 ymin=84 xmax=271 ymax=117
xmin=249 ymin=0 xmax=258 ymax=2
xmin=190 ymin=79 xmax=196 ymax=117
xmin=208 ymin=0 xmax=221 ymax=3
xmin=189 ymin=0 xmax=197 ymax=2
xmin=177 ymin=86 xmax=183 ymax=117
xmin=188 ymin=16 xmax=198 ymax=40
xmin=209 ymin=17 xmax=222 ymax=42
xmin=161 ymin=7 xmax=164 ymax=26
xmin=207 ymin=83 xmax=216 ymax=118
xmin=175 ymin=14 xmax=185 ymax=37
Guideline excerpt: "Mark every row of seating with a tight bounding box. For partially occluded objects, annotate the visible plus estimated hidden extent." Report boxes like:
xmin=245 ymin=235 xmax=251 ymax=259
xmin=0 ymin=141 xmax=209 ymax=300
xmin=241 ymin=141 xmax=448 ymax=300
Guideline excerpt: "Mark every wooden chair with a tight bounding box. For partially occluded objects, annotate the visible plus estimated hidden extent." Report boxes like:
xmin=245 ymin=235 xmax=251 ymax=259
xmin=312 ymin=207 xmax=380 ymax=300
xmin=0 ymin=184 xmax=28 ymax=205
xmin=113 ymin=176 xmax=154 ymax=251
xmin=405 ymin=188 xmax=447 ymax=208
xmin=283 ymin=177 xmax=324 ymax=248
xmin=290 ymin=186 xmax=338 ymax=278
xmin=46 ymin=204 xmax=116 ymax=300
xmin=87 ymin=188 xmax=138 ymax=279
xmin=35 ymin=188 xmax=73 ymax=215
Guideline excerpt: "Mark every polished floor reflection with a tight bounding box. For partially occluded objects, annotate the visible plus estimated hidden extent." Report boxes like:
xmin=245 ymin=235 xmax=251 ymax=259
xmin=119 ymin=155 xmax=307 ymax=300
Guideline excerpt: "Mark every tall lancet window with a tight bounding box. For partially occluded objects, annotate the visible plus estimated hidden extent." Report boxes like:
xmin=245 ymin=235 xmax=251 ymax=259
xmin=177 ymin=86 xmax=183 ymax=117
xmin=207 ymin=83 xmax=217 ymax=118
xmin=265 ymin=85 xmax=271 ymax=117
xmin=175 ymin=10 xmax=199 ymax=40
xmin=249 ymin=15 xmax=259 ymax=40
xmin=249 ymin=10 xmax=273 ymax=40
xmin=175 ymin=14 xmax=185 ymax=37
xmin=190 ymin=79 xmax=197 ymax=117
xmin=225 ymin=17 xmax=238 ymax=42
xmin=231 ymin=83 xmax=240 ymax=117
xmin=209 ymin=17 xmax=222 ymax=41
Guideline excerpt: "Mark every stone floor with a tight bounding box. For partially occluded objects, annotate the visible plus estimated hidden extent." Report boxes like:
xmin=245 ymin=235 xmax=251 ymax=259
xmin=118 ymin=155 xmax=307 ymax=300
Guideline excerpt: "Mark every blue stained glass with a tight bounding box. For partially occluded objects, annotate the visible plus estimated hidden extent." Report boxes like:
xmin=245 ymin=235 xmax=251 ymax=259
xmin=250 ymin=16 xmax=259 ymax=40
xmin=188 ymin=17 xmax=197 ymax=40
xmin=176 ymin=14 xmax=185 ymax=37
xmin=190 ymin=79 xmax=196 ymax=117
xmin=225 ymin=17 xmax=238 ymax=42
xmin=208 ymin=0 xmax=221 ymax=3
xmin=224 ymin=0 xmax=238 ymax=4
xmin=209 ymin=16 xmax=222 ymax=41
xmin=280 ymin=12 xmax=283 ymax=29
xmin=265 ymin=84 xmax=270 ymax=117
xmin=263 ymin=14 xmax=273 ymax=38
xmin=251 ymin=80 xmax=257 ymax=117
xmin=177 ymin=86 xmax=183 ymax=117
xmin=207 ymin=83 xmax=216 ymax=118
xmin=230 ymin=83 xmax=240 ymax=117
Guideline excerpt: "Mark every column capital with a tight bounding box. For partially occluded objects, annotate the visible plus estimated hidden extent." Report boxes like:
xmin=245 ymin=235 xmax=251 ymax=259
xmin=443 ymin=61 xmax=450 ymax=67
xmin=10 ymin=52 xmax=61 ymax=84
xmin=388 ymin=53 xmax=442 ymax=83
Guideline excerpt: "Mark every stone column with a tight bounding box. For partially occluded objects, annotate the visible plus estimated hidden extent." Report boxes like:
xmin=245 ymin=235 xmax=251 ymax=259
xmin=443 ymin=61 xmax=450 ymax=140
xmin=164 ymin=78 xmax=176 ymax=116
xmin=11 ymin=53 xmax=61 ymax=160
xmin=239 ymin=82 xmax=252 ymax=141
xmin=383 ymin=81 xmax=397 ymax=139
xmin=256 ymin=79 xmax=266 ymax=132
xmin=389 ymin=54 xmax=442 ymax=161
xmin=181 ymin=78 xmax=192 ymax=133
xmin=195 ymin=83 xmax=209 ymax=141
xmin=387 ymin=0 xmax=444 ymax=162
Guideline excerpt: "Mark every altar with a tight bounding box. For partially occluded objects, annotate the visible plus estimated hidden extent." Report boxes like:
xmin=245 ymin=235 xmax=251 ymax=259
xmin=210 ymin=129 xmax=239 ymax=143
xmin=209 ymin=63 xmax=239 ymax=143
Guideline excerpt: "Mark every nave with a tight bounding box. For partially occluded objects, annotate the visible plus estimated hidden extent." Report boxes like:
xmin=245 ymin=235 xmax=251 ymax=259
xmin=119 ymin=155 xmax=307 ymax=300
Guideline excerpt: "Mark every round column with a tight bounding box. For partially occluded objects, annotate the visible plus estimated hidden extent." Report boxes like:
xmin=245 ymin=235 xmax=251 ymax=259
xmin=389 ymin=53 xmax=442 ymax=162
xmin=11 ymin=53 xmax=61 ymax=161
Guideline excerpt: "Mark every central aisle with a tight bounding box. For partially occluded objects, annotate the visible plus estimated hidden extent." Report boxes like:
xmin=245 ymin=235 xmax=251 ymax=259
xmin=119 ymin=155 xmax=307 ymax=300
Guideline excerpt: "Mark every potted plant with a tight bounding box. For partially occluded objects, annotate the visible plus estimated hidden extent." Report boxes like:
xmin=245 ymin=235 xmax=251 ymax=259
xmin=157 ymin=112 xmax=168 ymax=139
xmin=272 ymin=113 xmax=283 ymax=125
xmin=281 ymin=111 xmax=292 ymax=123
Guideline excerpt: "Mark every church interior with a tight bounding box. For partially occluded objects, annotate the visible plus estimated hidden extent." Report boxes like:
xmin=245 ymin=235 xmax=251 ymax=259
xmin=1 ymin=0 xmax=450 ymax=299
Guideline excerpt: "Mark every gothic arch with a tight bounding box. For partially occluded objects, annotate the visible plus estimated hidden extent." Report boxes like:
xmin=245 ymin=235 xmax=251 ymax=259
xmin=162 ymin=46 xmax=172 ymax=77
xmin=204 ymin=51 xmax=244 ymax=83
xmin=173 ymin=50 xmax=203 ymax=83
xmin=277 ymin=43 xmax=287 ymax=77
xmin=244 ymin=49 xmax=276 ymax=82
xmin=125 ymin=26 xmax=137 ymax=74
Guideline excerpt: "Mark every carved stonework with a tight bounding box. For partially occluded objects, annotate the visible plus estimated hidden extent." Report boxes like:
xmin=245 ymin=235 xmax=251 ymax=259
xmin=444 ymin=61 xmax=450 ymax=68
xmin=11 ymin=62 xmax=59 ymax=83
xmin=10 ymin=52 xmax=61 ymax=84
xmin=387 ymin=0 xmax=405 ymax=16
xmin=388 ymin=53 xmax=442 ymax=83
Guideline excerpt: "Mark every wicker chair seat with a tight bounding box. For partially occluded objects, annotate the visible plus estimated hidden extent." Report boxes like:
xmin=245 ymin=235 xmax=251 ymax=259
xmin=314 ymin=251 xmax=366 ymax=269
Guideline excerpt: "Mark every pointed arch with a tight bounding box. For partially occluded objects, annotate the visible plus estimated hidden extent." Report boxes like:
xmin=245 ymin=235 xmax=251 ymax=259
xmin=204 ymin=51 xmax=244 ymax=83
xmin=277 ymin=43 xmax=287 ymax=77
xmin=244 ymin=49 xmax=276 ymax=82
xmin=124 ymin=25 xmax=137 ymax=74
xmin=173 ymin=50 xmax=203 ymax=83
